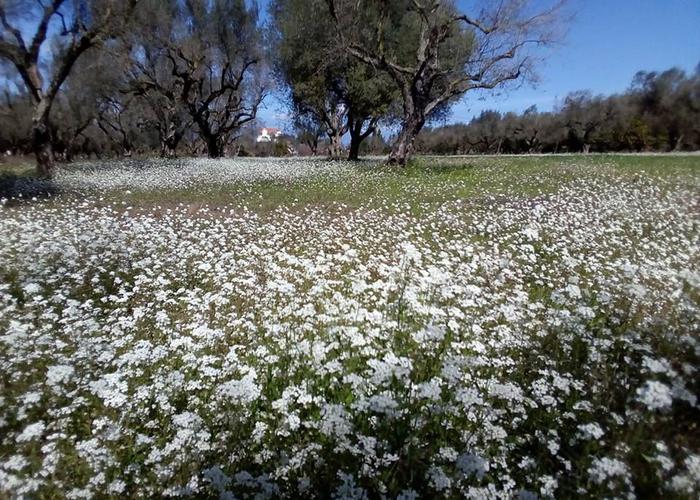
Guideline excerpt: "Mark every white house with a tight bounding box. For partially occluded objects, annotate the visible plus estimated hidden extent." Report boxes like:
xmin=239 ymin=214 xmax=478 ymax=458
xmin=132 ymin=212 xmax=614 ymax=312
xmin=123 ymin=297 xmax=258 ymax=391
xmin=256 ymin=127 xmax=283 ymax=143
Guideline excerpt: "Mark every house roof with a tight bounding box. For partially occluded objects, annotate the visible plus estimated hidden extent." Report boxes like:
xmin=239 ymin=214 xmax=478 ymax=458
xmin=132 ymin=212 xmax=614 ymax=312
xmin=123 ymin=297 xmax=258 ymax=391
xmin=260 ymin=127 xmax=281 ymax=134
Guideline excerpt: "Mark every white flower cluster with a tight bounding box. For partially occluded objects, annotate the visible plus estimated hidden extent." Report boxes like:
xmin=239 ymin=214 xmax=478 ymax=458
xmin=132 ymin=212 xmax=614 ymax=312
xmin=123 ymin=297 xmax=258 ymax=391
xmin=52 ymin=157 xmax=364 ymax=192
xmin=0 ymin=158 xmax=698 ymax=498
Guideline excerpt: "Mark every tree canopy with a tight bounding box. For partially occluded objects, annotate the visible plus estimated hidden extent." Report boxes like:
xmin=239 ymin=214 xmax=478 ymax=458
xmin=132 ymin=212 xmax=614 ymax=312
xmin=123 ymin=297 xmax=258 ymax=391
xmin=1 ymin=0 xmax=698 ymax=173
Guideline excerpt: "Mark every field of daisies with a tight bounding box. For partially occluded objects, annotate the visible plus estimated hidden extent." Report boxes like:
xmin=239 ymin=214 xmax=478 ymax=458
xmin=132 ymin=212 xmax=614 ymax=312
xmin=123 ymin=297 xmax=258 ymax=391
xmin=1 ymin=155 xmax=699 ymax=498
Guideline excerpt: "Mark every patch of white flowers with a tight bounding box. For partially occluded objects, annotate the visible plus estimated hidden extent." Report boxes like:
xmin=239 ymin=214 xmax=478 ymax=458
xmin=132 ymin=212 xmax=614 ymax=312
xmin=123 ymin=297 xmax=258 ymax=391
xmin=0 ymin=158 xmax=698 ymax=498
xmin=52 ymin=157 xmax=365 ymax=192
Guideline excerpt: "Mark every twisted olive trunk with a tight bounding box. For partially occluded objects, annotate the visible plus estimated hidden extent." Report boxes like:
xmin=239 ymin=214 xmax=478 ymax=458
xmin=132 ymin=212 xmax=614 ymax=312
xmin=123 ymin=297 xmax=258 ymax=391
xmin=206 ymin=135 xmax=222 ymax=158
xmin=195 ymin=118 xmax=223 ymax=158
xmin=347 ymin=117 xmax=377 ymax=161
xmin=387 ymin=114 xmax=424 ymax=166
xmin=160 ymin=129 xmax=184 ymax=158
xmin=32 ymin=100 xmax=54 ymax=178
xmin=347 ymin=137 xmax=361 ymax=161
xmin=327 ymin=131 xmax=343 ymax=160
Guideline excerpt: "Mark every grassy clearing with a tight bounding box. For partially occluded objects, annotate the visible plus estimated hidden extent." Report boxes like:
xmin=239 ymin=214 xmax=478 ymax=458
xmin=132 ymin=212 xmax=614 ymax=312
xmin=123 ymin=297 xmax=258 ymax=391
xmin=6 ymin=154 xmax=693 ymax=212
xmin=3 ymin=154 xmax=698 ymax=207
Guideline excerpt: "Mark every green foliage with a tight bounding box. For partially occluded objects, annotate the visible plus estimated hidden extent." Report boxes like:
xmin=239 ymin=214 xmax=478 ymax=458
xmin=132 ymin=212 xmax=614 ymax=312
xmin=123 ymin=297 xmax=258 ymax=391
xmin=270 ymin=0 xmax=396 ymax=132
xmin=340 ymin=0 xmax=475 ymax=118
xmin=417 ymin=65 xmax=700 ymax=154
xmin=272 ymin=140 xmax=290 ymax=157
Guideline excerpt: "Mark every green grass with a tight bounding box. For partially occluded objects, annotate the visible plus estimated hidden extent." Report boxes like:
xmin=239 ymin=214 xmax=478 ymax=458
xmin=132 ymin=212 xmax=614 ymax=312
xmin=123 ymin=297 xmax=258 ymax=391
xmin=210 ymin=154 xmax=691 ymax=210
xmin=7 ymin=154 xmax=700 ymax=212
xmin=0 ymin=156 xmax=35 ymax=177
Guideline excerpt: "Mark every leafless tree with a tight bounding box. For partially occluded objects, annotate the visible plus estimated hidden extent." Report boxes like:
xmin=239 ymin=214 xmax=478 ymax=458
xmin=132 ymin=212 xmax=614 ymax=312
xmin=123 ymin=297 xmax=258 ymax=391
xmin=123 ymin=28 xmax=192 ymax=157
xmin=95 ymin=95 xmax=141 ymax=157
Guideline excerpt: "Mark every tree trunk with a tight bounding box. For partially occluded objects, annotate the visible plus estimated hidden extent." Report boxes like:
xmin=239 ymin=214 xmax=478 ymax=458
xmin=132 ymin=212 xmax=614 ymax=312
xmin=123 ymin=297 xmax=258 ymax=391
xmin=327 ymin=132 xmax=343 ymax=160
xmin=306 ymin=140 xmax=318 ymax=156
xmin=164 ymin=145 xmax=177 ymax=158
xmin=388 ymin=115 xmax=424 ymax=166
xmin=32 ymin=102 xmax=54 ymax=178
xmin=348 ymin=134 xmax=361 ymax=161
xmin=672 ymin=134 xmax=684 ymax=152
xmin=64 ymin=140 xmax=76 ymax=163
xmin=347 ymin=117 xmax=377 ymax=161
xmin=160 ymin=132 xmax=182 ymax=158
xmin=205 ymin=134 xmax=222 ymax=158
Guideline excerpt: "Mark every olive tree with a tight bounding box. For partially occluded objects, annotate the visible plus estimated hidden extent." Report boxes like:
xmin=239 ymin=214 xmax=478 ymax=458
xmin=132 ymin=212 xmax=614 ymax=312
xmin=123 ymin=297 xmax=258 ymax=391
xmin=157 ymin=0 xmax=266 ymax=158
xmin=271 ymin=0 xmax=396 ymax=160
xmin=631 ymin=68 xmax=700 ymax=151
xmin=326 ymin=0 xmax=566 ymax=165
xmin=121 ymin=2 xmax=193 ymax=157
xmin=560 ymin=91 xmax=614 ymax=153
xmin=0 ymin=0 xmax=138 ymax=177
xmin=0 ymin=86 xmax=32 ymax=155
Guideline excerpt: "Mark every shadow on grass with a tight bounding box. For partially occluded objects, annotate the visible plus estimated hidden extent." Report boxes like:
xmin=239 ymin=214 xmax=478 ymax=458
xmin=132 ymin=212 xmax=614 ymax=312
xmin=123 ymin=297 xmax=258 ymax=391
xmin=0 ymin=172 xmax=59 ymax=203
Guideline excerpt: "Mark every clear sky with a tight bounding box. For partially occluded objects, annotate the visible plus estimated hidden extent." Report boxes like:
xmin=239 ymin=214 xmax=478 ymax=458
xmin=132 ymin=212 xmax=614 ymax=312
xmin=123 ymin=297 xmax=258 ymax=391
xmin=256 ymin=0 xmax=700 ymax=130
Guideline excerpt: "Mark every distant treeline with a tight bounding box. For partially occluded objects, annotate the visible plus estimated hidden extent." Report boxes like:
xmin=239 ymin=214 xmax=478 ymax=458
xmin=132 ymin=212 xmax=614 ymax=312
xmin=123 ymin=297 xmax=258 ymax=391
xmin=415 ymin=66 xmax=700 ymax=154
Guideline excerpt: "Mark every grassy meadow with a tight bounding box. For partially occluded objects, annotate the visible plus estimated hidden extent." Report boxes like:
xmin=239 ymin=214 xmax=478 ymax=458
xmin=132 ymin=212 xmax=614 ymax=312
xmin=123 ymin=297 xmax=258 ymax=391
xmin=1 ymin=155 xmax=699 ymax=498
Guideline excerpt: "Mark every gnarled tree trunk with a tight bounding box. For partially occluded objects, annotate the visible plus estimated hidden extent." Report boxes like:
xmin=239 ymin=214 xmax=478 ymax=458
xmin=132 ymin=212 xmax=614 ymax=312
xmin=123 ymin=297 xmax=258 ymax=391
xmin=205 ymin=134 xmax=222 ymax=158
xmin=322 ymin=105 xmax=348 ymax=160
xmin=327 ymin=131 xmax=343 ymax=160
xmin=387 ymin=114 xmax=424 ymax=166
xmin=347 ymin=116 xmax=378 ymax=161
xmin=194 ymin=117 xmax=223 ymax=158
xmin=159 ymin=129 xmax=183 ymax=158
xmin=32 ymin=101 xmax=54 ymax=178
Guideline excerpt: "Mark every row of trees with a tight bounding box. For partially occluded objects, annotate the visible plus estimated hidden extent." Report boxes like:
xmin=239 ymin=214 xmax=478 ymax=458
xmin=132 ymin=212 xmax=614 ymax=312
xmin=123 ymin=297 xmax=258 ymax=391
xmin=1 ymin=0 xmax=266 ymax=176
xmin=416 ymin=66 xmax=700 ymax=154
xmin=1 ymin=0 xmax=565 ymax=176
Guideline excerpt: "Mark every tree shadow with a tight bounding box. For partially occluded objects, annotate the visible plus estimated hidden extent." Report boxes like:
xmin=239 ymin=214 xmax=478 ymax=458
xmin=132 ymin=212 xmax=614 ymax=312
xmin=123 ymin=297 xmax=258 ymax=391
xmin=0 ymin=172 xmax=59 ymax=204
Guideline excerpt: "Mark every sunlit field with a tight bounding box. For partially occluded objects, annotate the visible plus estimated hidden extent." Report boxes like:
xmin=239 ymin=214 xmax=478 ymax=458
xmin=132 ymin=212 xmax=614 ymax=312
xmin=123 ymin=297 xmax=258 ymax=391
xmin=1 ymin=155 xmax=699 ymax=498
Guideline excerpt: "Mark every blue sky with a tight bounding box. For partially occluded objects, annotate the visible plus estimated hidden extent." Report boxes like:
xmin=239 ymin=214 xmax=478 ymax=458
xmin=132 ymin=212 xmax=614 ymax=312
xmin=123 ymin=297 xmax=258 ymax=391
xmin=257 ymin=0 xmax=700 ymax=130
